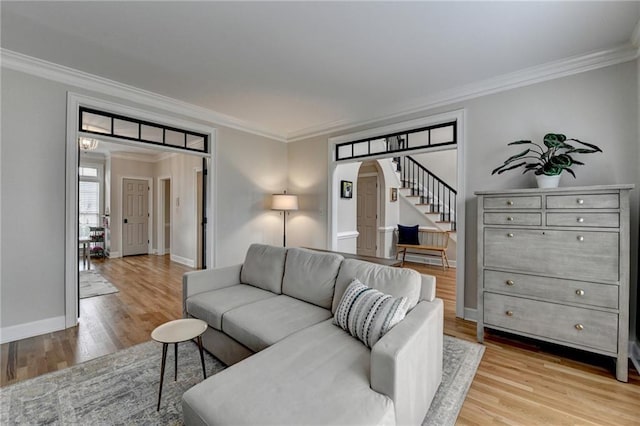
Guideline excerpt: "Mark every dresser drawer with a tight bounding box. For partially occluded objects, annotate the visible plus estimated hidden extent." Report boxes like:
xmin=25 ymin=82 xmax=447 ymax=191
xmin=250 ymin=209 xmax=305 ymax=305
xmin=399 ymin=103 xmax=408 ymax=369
xmin=483 ymin=293 xmax=618 ymax=353
xmin=484 ymin=229 xmax=619 ymax=282
xmin=546 ymin=213 xmax=619 ymax=228
xmin=484 ymin=212 xmax=541 ymax=226
xmin=484 ymin=196 xmax=541 ymax=210
xmin=546 ymin=193 xmax=619 ymax=209
xmin=484 ymin=270 xmax=618 ymax=309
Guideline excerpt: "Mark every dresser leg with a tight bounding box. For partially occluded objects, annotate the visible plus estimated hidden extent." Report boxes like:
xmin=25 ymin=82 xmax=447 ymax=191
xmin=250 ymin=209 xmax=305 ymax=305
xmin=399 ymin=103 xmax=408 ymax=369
xmin=616 ymin=355 xmax=628 ymax=382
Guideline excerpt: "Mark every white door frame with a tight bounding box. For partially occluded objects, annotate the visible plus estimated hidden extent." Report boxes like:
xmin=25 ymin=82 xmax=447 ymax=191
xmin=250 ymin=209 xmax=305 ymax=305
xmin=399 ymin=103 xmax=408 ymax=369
xmin=65 ymin=92 xmax=218 ymax=328
xmin=157 ymin=176 xmax=172 ymax=256
xmin=327 ymin=109 xmax=466 ymax=319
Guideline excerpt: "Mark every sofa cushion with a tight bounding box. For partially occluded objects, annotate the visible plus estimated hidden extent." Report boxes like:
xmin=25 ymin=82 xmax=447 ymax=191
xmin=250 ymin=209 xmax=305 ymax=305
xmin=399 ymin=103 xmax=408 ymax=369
xmin=333 ymin=259 xmax=421 ymax=313
xmin=334 ymin=279 xmax=409 ymax=348
xmin=185 ymin=284 xmax=276 ymax=330
xmin=182 ymin=320 xmax=395 ymax=426
xmin=240 ymin=244 xmax=287 ymax=294
xmin=281 ymin=248 xmax=343 ymax=309
xmin=222 ymin=295 xmax=332 ymax=352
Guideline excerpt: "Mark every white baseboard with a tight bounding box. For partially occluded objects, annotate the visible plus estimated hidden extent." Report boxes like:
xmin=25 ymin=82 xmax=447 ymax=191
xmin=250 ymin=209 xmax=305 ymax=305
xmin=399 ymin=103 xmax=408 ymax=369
xmin=0 ymin=316 xmax=66 ymax=344
xmin=403 ymin=253 xmax=457 ymax=268
xmin=464 ymin=307 xmax=477 ymax=322
xmin=108 ymin=251 xmax=121 ymax=258
xmin=630 ymin=340 xmax=640 ymax=375
xmin=171 ymin=254 xmax=195 ymax=268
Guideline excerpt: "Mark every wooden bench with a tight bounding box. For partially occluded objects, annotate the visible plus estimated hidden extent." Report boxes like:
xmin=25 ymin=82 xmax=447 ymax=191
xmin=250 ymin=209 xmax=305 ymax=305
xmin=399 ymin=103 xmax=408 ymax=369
xmin=396 ymin=229 xmax=451 ymax=270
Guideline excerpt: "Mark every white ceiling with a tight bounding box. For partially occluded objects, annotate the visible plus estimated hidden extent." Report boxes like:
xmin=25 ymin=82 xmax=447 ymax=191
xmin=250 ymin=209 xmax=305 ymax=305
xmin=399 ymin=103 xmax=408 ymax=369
xmin=2 ymin=1 xmax=639 ymax=140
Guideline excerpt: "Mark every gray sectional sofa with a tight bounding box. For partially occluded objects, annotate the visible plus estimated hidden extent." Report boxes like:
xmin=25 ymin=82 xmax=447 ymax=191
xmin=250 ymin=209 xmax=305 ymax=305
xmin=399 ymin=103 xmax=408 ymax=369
xmin=181 ymin=244 xmax=443 ymax=425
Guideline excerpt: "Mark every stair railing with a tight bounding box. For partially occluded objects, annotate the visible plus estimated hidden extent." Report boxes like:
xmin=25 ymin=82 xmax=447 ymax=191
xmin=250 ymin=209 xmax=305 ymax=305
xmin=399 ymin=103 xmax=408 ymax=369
xmin=398 ymin=156 xmax=457 ymax=231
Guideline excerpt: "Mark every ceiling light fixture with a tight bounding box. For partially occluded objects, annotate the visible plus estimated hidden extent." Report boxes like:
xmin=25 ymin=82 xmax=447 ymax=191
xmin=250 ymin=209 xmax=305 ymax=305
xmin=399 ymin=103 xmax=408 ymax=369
xmin=79 ymin=137 xmax=99 ymax=151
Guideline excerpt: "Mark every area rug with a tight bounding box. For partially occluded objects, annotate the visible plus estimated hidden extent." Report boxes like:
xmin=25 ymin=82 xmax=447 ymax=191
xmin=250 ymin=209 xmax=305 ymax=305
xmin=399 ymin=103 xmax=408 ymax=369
xmin=0 ymin=335 xmax=483 ymax=425
xmin=79 ymin=270 xmax=119 ymax=299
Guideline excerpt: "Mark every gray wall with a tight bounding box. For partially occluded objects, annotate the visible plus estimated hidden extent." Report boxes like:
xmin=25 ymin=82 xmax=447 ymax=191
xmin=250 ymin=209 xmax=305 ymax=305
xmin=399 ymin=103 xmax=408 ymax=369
xmin=287 ymin=61 xmax=640 ymax=340
xmin=0 ymin=68 xmax=287 ymax=334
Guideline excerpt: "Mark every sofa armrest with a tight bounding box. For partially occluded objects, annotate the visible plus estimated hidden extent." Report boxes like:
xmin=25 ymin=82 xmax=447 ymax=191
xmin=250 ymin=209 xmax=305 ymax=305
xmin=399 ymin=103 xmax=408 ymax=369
xmin=182 ymin=264 xmax=243 ymax=316
xmin=420 ymin=273 xmax=436 ymax=302
xmin=370 ymin=298 xmax=444 ymax=426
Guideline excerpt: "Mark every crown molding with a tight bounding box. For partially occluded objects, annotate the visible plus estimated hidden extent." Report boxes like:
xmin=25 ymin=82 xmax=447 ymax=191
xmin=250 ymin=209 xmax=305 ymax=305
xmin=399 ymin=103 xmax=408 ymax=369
xmin=3 ymin=43 xmax=638 ymax=145
xmin=287 ymin=43 xmax=640 ymax=142
xmin=0 ymin=48 xmax=287 ymax=143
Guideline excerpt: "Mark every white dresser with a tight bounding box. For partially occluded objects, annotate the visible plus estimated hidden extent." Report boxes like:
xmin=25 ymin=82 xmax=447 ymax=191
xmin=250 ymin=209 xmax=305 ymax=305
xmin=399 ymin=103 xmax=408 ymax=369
xmin=476 ymin=185 xmax=633 ymax=382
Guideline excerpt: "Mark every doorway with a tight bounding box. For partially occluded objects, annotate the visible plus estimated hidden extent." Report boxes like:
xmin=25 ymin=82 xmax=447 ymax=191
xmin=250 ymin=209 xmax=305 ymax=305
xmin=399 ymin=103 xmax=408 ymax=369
xmin=356 ymin=171 xmax=379 ymax=257
xmin=122 ymin=178 xmax=150 ymax=256
xmin=65 ymin=93 xmax=217 ymax=328
xmin=158 ymin=177 xmax=172 ymax=256
xmin=328 ymin=110 xmax=466 ymax=319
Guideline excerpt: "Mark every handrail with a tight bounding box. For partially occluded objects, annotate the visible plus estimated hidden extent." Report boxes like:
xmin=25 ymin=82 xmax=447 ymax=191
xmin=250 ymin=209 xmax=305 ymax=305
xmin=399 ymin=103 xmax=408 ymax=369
xmin=398 ymin=155 xmax=457 ymax=230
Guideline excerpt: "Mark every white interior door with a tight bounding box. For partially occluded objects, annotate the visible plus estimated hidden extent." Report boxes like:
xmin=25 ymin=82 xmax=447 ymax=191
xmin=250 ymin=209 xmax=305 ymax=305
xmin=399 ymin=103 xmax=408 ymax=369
xmin=357 ymin=176 xmax=378 ymax=257
xmin=122 ymin=178 xmax=149 ymax=256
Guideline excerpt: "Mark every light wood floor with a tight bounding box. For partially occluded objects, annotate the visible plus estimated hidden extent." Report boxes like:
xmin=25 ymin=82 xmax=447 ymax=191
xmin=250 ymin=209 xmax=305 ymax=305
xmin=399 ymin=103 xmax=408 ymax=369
xmin=1 ymin=256 xmax=639 ymax=424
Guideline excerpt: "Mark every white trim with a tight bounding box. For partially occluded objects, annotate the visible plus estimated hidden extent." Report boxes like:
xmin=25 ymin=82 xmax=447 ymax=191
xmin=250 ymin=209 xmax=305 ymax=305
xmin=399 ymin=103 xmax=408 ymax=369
xmin=337 ymin=231 xmax=359 ymax=240
xmin=328 ymin=109 xmax=466 ymax=319
xmin=288 ymin=43 xmax=639 ymax=141
xmin=378 ymin=226 xmax=396 ymax=232
xmin=4 ymin=44 xmax=637 ymax=145
xmin=171 ymin=254 xmax=195 ymax=268
xmin=2 ymin=49 xmax=285 ymax=142
xmin=108 ymin=251 xmax=121 ymax=259
xmin=0 ymin=316 xmax=66 ymax=344
xmin=157 ymin=176 xmax=172 ymax=257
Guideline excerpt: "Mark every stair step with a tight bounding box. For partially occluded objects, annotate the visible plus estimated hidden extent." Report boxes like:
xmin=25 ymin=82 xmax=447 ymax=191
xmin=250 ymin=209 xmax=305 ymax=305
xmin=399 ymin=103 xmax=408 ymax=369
xmin=415 ymin=203 xmax=430 ymax=206
xmin=405 ymin=195 xmax=421 ymax=198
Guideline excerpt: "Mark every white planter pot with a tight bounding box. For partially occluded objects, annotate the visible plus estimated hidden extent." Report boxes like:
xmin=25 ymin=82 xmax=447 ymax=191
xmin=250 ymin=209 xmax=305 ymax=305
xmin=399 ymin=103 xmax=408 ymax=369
xmin=535 ymin=174 xmax=561 ymax=188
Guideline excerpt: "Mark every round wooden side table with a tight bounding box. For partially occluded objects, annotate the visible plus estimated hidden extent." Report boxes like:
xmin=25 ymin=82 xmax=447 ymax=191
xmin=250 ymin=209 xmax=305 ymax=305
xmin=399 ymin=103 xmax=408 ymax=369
xmin=151 ymin=318 xmax=208 ymax=411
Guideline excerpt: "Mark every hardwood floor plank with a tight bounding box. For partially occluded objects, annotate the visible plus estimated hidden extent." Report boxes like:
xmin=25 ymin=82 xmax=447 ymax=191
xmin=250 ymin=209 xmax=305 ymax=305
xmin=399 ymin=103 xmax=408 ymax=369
xmin=1 ymin=256 xmax=638 ymax=424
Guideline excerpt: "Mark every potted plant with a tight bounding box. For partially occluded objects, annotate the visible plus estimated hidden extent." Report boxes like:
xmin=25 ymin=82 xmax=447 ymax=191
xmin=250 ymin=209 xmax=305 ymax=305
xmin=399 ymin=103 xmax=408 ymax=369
xmin=491 ymin=133 xmax=603 ymax=188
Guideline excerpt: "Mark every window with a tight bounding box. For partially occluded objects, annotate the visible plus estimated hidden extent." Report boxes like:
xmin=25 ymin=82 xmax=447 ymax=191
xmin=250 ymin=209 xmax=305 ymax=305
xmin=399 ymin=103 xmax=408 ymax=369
xmin=79 ymin=164 xmax=103 ymax=239
xmin=79 ymin=107 xmax=209 ymax=154
xmin=335 ymin=121 xmax=457 ymax=161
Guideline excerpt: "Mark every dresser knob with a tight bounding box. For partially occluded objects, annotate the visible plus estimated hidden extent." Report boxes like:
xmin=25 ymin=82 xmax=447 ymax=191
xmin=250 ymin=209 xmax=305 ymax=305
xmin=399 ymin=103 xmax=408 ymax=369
xmin=505 ymin=310 xmax=514 ymax=316
xmin=575 ymin=324 xmax=584 ymax=331
xmin=575 ymin=289 xmax=585 ymax=296
xmin=506 ymin=200 xmax=514 ymax=206
xmin=506 ymin=216 xmax=514 ymax=221
xmin=507 ymin=233 xmax=514 ymax=238
xmin=577 ymin=198 xmax=584 ymax=205
xmin=577 ymin=217 xmax=584 ymax=223
xmin=577 ymin=235 xmax=584 ymax=242
xmin=506 ymin=280 xmax=515 ymax=286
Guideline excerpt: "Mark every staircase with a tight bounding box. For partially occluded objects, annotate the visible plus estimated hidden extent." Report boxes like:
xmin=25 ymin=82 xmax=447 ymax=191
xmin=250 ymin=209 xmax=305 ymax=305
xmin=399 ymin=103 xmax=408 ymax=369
xmin=394 ymin=155 xmax=457 ymax=239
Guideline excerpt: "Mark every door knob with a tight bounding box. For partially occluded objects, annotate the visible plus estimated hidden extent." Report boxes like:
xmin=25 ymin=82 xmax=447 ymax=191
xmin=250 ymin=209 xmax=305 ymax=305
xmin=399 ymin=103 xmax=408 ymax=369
xmin=124 ymin=218 xmax=128 ymax=224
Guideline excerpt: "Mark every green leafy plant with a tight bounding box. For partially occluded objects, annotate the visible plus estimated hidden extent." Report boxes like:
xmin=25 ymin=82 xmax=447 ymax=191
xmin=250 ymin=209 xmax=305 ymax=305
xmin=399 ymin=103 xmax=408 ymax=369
xmin=491 ymin=133 xmax=602 ymax=178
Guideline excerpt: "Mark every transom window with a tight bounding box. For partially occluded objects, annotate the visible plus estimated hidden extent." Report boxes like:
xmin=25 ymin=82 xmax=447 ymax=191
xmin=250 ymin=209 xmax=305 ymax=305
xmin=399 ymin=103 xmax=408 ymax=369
xmin=335 ymin=121 xmax=456 ymax=161
xmin=79 ymin=107 xmax=208 ymax=153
